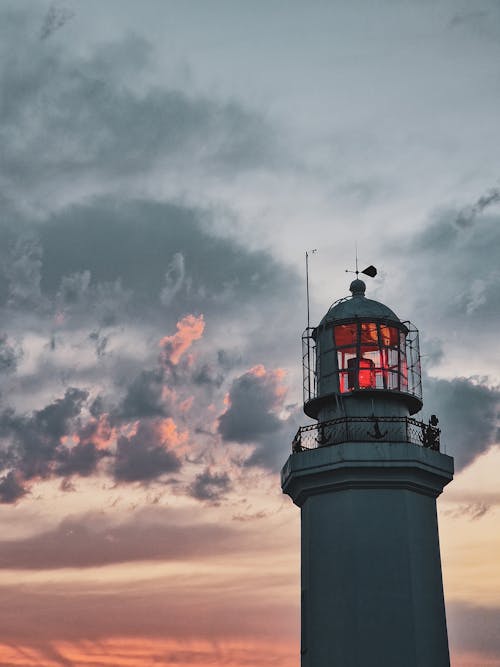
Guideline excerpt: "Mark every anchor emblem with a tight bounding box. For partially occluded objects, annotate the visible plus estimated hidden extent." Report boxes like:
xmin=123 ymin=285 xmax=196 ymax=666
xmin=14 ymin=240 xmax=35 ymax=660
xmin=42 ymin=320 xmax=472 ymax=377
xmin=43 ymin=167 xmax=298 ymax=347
xmin=367 ymin=416 xmax=387 ymax=440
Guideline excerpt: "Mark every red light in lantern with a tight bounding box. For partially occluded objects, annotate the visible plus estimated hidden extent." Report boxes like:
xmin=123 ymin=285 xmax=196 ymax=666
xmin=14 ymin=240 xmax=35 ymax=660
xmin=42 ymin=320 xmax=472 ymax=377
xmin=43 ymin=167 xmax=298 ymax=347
xmin=358 ymin=357 xmax=376 ymax=388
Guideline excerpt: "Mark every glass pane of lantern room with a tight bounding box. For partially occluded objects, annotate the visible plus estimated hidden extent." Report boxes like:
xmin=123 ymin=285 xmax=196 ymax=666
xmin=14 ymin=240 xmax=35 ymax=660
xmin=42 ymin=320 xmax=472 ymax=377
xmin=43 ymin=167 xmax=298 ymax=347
xmin=360 ymin=322 xmax=381 ymax=375
xmin=334 ymin=323 xmax=357 ymax=347
xmin=380 ymin=324 xmax=399 ymax=347
xmin=360 ymin=322 xmax=379 ymax=346
xmin=399 ymin=331 xmax=408 ymax=391
xmin=334 ymin=324 xmax=357 ymax=393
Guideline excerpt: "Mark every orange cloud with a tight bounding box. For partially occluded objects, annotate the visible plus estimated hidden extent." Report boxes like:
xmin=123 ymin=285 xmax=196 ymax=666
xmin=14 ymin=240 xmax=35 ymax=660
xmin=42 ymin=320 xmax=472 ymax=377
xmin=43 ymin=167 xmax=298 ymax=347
xmin=156 ymin=417 xmax=189 ymax=453
xmin=160 ymin=315 xmax=205 ymax=366
xmin=78 ymin=414 xmax=116 ymax=450
xmin=178 ymin=396 xmax=194 ymax=414
xmin=0 ymin=637 xmax=298 ymax=667
xmin=248 ymin=364 xmax=267 ymax=378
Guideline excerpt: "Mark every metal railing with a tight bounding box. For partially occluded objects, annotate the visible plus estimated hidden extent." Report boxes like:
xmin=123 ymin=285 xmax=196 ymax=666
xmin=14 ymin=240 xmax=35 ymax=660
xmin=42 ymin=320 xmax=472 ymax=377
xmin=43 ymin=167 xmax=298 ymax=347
xmin=292 ymin=416 xmax=440 ymax=453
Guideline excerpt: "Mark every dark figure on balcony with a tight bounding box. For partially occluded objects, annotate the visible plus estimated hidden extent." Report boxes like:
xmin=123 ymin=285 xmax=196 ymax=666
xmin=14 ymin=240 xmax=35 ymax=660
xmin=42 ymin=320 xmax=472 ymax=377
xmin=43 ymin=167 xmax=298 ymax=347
xmin=292 ymin=430 xmax=303 ymax=453
xmin=422 ymin=414 xmax=440 ymax=451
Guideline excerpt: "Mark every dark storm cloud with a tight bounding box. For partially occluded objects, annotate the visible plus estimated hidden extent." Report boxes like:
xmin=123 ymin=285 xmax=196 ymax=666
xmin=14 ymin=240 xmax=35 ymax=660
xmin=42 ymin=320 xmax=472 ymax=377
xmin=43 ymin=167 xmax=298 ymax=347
xmin=423 ymin=375 xmax=499 ymax=471
xmin=119 ymin=369 xmax=171 ymax=420
xmin=412 ymin=186 xmax=500 ymax=250
xmin=56 ymin=442 xmax=109 ymax=478
xmin=113 ymin=420 xmax=182 ymax=483
xmin=192 ymin=363 xmax=225 ymax=389
xmin=0 ymin=198 xmax=299 ymax=325
xmin=189 ymin=468 xmax=231 ymax=502
xmin=0 ymin=7 xmax=277 ymax=208
xmin=0 ymin=509 xmax=235 ymax=569
xmin=218 ymin=367 xmax=300 ymax=471
xmin=412 ymin=188 xmax=500 ymax=268
xmin=0 ymin=387 xmax=88 ymax=479
xmin=218 ymin=369 xmax=283 ymax=443
xmin=0 ymin=471 xmax=27 ymax=504
xmin=403 ymin=187 xmax=500 ymax=321
xmin=0 ymin=388 xmax=92 ymax=500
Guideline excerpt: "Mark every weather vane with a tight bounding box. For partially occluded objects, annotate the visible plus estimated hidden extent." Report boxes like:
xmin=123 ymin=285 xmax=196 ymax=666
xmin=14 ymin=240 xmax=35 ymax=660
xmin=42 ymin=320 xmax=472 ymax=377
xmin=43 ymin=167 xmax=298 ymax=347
xmin=345 ymin=243 xmax=377 ymax=278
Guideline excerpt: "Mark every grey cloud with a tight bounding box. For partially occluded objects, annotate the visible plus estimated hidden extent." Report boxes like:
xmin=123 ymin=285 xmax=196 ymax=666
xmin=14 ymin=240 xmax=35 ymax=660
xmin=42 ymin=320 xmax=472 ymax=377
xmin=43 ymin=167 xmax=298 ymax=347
xmin=6 ymin=198 xmax=298 ymax=321
xmin=423 ymin=374 xmax=499 ymax=471
xmin=0 ymin=387 xmax=88 ymax=496
xmin=419 ymin=337 xmax=444 ymax=370
xmin=0 ymin=471 xmax=28 ymax=504
xmin=0 ymin=335 xmax=20 ymax=373
xmin=448 ymin=602 xmax=500 ymax=657
xmin=160 ymin=252 xmax=187 ymax=306
xmin=414 ymin=207 xmax=499 ymax=262
xmin=382 ymin=188 xmax=500 ymax=477
xmin=217 ymin=348 xmax=243 ymax=371
xmin=242 ymin=423 xmax=299 ymax=472
xmin=0 ymin=8 xmax=277 ymax=209
xmin=56 ymin=442 xmax=109 ymax=478
xmin=412 ymin=185 xmax=500 ymax=257
xmin=192 ymin=363 xmax=224 ymax=389
xmin=0 ymin=510 xmax=233 ymax=570
xmin=218 ymin=368 xmax=301 ymax=471
xmin=190 ymin=468 xmax=231 ymax=502
xmin=56 ymin=270 xmax=91 ymax=307
xmin=444 ymin=502 xmax=490 ymax=520
xmin=456 ymin=187 xmax=500 ymax=228
xmin=4 ymin=234 xmax=43 ymax=309
xmin=40 ymin=2 xmax=74 ymax=41
xmin=218 ymin=370 xmax=283 ymax=444
xmin=30 ymin=387 xmax=87 ymax=443
xmin=386 ymin=187 xmax=500 ymax=375
xmin=113 ymin=420 xmax=181 ymax=483
xmin=88 ymin=330 xmax=109 ymax=358
xmin=119 ymin=368 xmax=171 ymax=420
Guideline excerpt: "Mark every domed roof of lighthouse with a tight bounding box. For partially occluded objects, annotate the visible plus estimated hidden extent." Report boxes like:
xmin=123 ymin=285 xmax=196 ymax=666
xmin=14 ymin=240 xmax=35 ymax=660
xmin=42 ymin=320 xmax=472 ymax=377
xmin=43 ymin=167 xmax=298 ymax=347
xmin=320 ymin=278 xmax=400 ymax=325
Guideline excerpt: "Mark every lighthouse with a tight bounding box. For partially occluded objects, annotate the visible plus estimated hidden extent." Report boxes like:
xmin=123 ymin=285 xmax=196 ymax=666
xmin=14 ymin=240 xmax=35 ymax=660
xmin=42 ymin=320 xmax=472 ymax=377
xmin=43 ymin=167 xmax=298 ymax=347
xmin=281 ymin=276 xmax=454 ymax=667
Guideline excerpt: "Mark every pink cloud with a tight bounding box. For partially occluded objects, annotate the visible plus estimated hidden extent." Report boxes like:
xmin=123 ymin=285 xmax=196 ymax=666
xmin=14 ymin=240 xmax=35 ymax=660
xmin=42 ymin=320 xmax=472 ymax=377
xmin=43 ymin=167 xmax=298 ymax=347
xmin=160 ymin=315 xmax=205 ymax=366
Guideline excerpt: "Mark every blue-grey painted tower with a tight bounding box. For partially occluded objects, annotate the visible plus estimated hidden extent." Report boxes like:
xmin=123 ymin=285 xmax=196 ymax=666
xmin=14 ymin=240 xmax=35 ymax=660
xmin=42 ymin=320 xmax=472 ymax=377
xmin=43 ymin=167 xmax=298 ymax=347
xmin=281 ymin=278 xmax=454 ymax=667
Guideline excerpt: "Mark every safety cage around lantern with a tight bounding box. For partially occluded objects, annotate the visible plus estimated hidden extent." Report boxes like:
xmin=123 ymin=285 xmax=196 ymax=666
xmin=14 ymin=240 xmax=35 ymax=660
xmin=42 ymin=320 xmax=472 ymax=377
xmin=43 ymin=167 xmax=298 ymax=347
xmin=302 ymin=320 xmax=422 ymax=407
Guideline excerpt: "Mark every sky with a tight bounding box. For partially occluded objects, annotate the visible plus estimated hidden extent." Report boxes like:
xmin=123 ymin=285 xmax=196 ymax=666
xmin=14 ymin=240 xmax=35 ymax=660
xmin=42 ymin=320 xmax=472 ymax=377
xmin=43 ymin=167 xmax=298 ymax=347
xmin=0 ymin=1 xmax=499 ymax=665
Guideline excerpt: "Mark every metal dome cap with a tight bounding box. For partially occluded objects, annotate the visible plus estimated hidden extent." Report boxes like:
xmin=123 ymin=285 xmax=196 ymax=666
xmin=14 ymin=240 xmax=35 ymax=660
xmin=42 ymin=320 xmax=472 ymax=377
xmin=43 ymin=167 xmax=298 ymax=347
xmin=320 ymin=278 xmax=400 ymax=325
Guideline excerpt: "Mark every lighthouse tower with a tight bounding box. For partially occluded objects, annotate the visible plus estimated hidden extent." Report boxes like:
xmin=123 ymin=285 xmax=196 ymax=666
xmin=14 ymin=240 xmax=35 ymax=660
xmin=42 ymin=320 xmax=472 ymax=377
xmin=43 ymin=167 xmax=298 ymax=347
xmin=281 ymin=277 xmax=454 ymax=667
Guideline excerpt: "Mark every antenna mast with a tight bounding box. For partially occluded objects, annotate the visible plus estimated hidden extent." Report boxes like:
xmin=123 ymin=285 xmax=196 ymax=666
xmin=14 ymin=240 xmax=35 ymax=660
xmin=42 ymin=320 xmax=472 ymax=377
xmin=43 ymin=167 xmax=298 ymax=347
xmin=305 ymin=250 xmax=317 ymax=330
xmin=306 ymin=251 xmax=310 ymax=330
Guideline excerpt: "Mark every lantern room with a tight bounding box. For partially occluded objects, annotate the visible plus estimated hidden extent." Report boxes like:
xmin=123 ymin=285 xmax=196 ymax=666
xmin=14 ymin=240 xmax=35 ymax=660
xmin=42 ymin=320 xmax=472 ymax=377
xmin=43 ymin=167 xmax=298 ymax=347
xmin=303 ymin=278 xmax=422 ymax=420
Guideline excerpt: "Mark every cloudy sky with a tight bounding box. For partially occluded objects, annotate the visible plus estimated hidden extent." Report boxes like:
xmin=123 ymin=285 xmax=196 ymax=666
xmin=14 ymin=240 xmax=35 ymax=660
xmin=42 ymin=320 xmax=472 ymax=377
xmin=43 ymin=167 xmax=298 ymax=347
xmin=0 ymin=1 xmax=499 ymax=665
